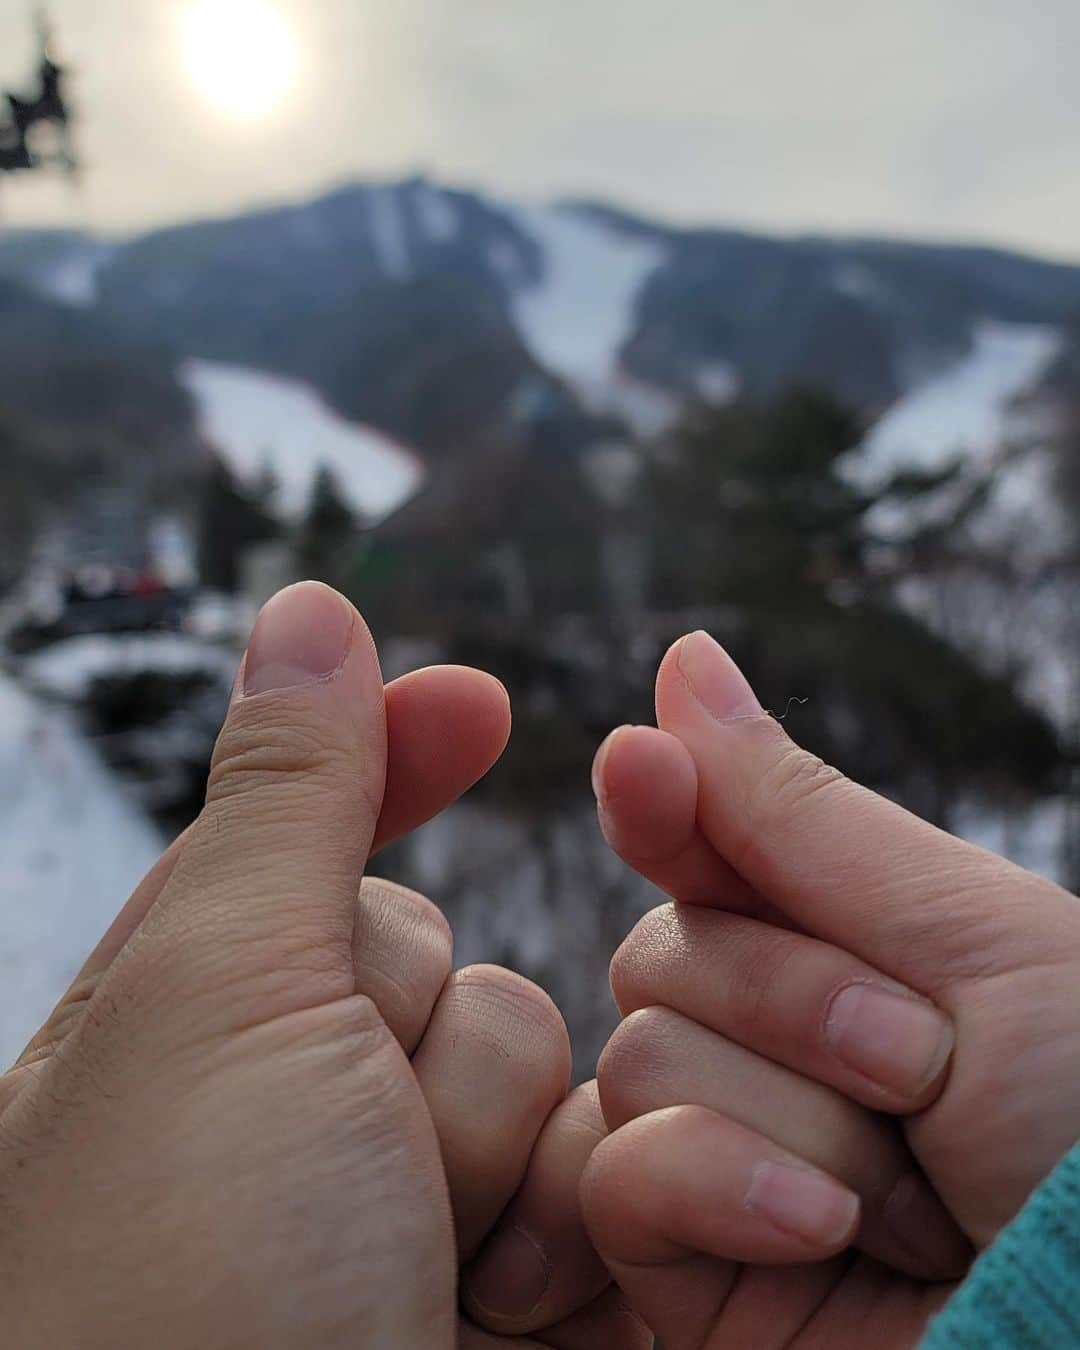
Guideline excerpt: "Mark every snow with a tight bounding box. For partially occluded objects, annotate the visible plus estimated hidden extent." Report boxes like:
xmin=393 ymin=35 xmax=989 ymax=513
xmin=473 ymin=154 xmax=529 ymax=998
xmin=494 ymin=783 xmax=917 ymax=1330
xmin=149 ymin=515 xmax=199 ymax=589
xmin=0 ymin=673 xmax=163 ymax=1069
xmin=606 ymin=369 xmax=682 ymax=438
xmin=42 ymin=245 xmax=111 ymax=307
xmin=17 ymin=241 xmax=114 ymax=308
xmin=695 ymin=360 xmax=741 ymax=404
xmin=367 ymin=186 xmax=410 ymax=280
xmin=180 ymin=359 xmax=424 ymax=522
xmin=507 ymin=205 xmax=668 ymax=416
xmin=831 ymin=262 xmax=887 ymax=303
xmin=414 ymin=182 xmax=459 ymax=243
xmin=22 ymin=633 xmax=237 ymax=702
xmin=857 ymin=320 xmax=1063 ymax=483
xmin=185 ymin=592 xmax=257 ymax=644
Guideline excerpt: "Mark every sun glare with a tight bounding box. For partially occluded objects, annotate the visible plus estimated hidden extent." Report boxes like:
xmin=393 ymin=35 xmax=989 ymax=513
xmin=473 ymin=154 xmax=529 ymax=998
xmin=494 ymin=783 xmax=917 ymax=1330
xmin=183 ymin=0 xmax=297 ymax=119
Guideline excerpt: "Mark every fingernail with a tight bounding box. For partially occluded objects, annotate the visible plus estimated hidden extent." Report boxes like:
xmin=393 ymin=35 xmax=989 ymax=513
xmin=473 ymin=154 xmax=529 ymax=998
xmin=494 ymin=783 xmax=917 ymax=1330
xmin=243 ymin=582 xmax=354 ymax=696
xmin=465 ymin=1226 xmax=550 ymax=1321
xmin=591 ymin=726 xmax=631 ymax=800
xmin=677 ymin=632 xmax=763 ymax=721
xmin=746 ymin=1161 xmax=859 ymax=1248
xmin=884 ymin=1172 xmax=973 ymax=1278
xmin=825 ymin=984 xmax=955 ymax=1099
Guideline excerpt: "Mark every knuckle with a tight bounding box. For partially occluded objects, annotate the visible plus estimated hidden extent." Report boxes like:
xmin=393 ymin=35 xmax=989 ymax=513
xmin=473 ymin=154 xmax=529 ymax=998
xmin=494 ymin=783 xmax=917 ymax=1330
xmin=721 ymin=928 xmax=805 ymax=1043
xmin=448 ymin=966 xmax=571 ymax=1099
xmin=597 ymin=1008 xmax=678 ymax=1127
xmin=761 ymin=744 xmax=847 ymax=816
xmin=207 ymin=704 xmax=378 ymax=819
xmin=352 ymin=880 xmax=453 ymax=1050
xmin=357 ymin=878 xmax=453 ymax=964
xmin=330 ymin=991 xmax=391 ymax=1045
xmin=16 ymin=974 xmax=101 ymax=1068
xmin=734 ymin=742 xmax=849 ymax=870
xmin=557 ymin=1079 xmax=607 ymax=1142
xmin=257 ymin=993 xmax=395 ymax=1069
xmin=610 ymin=904 xmax=680 ymax=1013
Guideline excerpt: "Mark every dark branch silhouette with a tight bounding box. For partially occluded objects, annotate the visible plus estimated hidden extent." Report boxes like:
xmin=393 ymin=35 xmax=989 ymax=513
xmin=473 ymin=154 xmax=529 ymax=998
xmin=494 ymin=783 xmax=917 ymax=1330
xmin=0 ymin=10 xmax=75 ymax=178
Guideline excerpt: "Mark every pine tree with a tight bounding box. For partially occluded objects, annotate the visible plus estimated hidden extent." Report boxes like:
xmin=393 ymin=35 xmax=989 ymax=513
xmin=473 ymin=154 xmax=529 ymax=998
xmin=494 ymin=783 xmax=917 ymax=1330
xmin=644 ymin=389 xmax=1064 ymax=825
xmin=293 ymin=466 xmax=357 ymax=589
xmin=196 ymin=457 xmax=279 ymax=593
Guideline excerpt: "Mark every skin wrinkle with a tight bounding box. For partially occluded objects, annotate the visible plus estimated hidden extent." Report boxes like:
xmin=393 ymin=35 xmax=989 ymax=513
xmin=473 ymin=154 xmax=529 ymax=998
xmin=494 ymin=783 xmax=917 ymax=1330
xmin=448 ymin=971 xmax=570 ymax=1059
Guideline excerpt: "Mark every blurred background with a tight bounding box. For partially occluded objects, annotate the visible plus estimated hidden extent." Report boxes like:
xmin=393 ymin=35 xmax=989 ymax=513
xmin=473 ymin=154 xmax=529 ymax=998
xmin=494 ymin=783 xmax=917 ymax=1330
xmin=0 ymin=0 xmax=1077 ymax=1075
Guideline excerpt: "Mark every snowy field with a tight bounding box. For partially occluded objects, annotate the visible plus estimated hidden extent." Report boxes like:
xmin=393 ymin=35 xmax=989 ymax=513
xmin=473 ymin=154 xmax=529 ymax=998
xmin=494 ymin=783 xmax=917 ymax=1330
xmin=0 ymin=674 xmax=162 ymax=1068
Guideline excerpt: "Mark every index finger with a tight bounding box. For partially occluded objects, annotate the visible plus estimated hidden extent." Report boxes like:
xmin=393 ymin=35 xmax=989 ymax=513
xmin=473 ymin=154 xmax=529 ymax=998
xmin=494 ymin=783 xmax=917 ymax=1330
xmin=656 ymin=632 xmax=1073 ymax=992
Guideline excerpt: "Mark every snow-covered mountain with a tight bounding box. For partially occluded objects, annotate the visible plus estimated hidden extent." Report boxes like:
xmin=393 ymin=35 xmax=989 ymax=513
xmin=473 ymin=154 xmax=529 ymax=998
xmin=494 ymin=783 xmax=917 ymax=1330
xmin=2 ymin=176 xmax=1079 ymax=521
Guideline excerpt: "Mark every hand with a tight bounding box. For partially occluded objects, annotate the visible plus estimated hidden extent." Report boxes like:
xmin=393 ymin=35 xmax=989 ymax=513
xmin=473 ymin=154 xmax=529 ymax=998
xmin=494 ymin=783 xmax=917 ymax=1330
xmin=0 ymin=583 xmax=633 ymax=1348
xmin=582 ymin=630 xmax=1080 ymax=1348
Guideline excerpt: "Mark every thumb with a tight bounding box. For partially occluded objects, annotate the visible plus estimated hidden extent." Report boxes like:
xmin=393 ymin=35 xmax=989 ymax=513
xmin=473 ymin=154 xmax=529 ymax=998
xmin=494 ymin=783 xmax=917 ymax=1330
xmin=656 ymin=631 xmax=1071 ymax=993
xmin=132 ymin=582 xmax=388 ymax=1029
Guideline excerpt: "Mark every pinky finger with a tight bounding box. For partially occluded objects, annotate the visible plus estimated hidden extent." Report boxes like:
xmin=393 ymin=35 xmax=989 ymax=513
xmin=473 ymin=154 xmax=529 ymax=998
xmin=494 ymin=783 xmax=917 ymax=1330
xmin=580 ymin=1106 xmax=860 ymax=1350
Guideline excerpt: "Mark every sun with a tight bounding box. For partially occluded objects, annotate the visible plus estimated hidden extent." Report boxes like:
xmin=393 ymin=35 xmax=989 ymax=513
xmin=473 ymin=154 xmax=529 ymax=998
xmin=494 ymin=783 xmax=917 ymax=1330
xmin=183 ymin=0 xmax=297 ymax=119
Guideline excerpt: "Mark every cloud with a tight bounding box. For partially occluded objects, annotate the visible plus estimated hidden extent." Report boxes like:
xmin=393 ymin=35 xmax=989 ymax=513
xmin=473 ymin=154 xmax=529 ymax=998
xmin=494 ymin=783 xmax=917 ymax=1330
xmin=2 ymin=0 xmax=1079 ymax=259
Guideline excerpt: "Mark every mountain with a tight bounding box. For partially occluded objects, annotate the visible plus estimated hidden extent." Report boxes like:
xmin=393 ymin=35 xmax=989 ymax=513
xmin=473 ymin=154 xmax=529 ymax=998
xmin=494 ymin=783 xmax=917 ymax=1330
xmin=2 ymin=177 xmax=1079 ymax=511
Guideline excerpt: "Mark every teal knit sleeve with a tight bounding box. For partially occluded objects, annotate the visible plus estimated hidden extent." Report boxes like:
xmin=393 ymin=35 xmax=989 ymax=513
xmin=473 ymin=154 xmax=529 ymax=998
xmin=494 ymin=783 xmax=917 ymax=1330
xmin=920 ymin=1141 xmax=1080 ymax=1349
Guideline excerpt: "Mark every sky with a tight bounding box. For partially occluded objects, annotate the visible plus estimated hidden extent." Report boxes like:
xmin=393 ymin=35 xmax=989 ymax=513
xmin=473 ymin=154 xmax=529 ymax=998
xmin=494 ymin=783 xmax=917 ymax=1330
xmin=1 ymin=0 xmax=1079 ymax=260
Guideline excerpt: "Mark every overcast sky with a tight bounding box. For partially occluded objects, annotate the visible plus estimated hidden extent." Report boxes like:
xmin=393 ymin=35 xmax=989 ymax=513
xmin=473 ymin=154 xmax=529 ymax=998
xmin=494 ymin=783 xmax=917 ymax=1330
xmin=1 ymin=0 xmax=1078 ymax=260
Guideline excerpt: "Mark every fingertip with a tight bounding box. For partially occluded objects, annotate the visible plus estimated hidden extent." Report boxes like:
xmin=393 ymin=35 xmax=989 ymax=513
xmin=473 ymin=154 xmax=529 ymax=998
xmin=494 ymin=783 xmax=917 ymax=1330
xmin=376 ymin=665 xmax=512 ymax=851
xmin=594 ymin=725 xmax=700 ymax=864
xmin=241 ymin=581 xmax=370 ymax=698
xmin=654 ymin=635 xmax=689 ymax=724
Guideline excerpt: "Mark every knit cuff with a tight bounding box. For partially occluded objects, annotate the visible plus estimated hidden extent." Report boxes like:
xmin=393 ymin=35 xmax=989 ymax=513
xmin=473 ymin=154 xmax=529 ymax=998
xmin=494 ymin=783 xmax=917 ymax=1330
xmin=921 ymin=1142 xmax=1080 ymax=1349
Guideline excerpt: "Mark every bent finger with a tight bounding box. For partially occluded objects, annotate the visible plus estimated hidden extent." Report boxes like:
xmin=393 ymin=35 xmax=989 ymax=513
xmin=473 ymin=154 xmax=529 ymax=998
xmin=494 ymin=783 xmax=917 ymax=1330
xmin=655 ymin=632 xmax=1076 ymax=990
xmin=611 ymin=905 xmax=955 ymax=1114
xmin=463 ymin=1081 xmax=612 ymax=1335
xmin=376 ymin=665 xmax=510 ymax=852
xmin=351 ymin=877 xmax=453 ymax=1054
xmin=582 ymin=1103 xmax=859 ymax=1269
xmin=593 ymin=726 xmax=769 ymax=914
xmin=412 ymin=965 xmax=571 ymax=1261
xmin=599 ymin=1006 xmax=970 ymax=1279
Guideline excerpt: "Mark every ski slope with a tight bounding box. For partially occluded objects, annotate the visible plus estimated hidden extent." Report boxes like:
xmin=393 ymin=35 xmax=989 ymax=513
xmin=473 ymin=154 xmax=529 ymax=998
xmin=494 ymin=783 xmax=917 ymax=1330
xmin=0 ymin=674 xmax=163 ymax=1069
xmin=506 ymin=205 xmax=669 ymax=420
xmin=181 ymin=360 xmax=424 ymax=523
xmin=859 ymin=320 xmax=1063 ymax=482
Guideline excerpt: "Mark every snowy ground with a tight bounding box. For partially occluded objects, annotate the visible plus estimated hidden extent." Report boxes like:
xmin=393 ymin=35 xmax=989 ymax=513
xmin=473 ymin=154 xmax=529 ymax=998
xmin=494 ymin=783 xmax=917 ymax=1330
xmin=22 ymin=632 xmax=238 ymax=701
xmin=180 ymin=359 xmax=425 ymax=522
xmin=0 ymin=673 xmax=163 ymax=1068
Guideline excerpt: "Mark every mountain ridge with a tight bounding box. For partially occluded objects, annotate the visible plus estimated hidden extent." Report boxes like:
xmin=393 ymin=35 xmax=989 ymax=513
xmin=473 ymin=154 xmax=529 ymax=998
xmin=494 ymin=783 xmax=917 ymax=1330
xmin=1 ymin=176 xmax=1077 ymax=481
